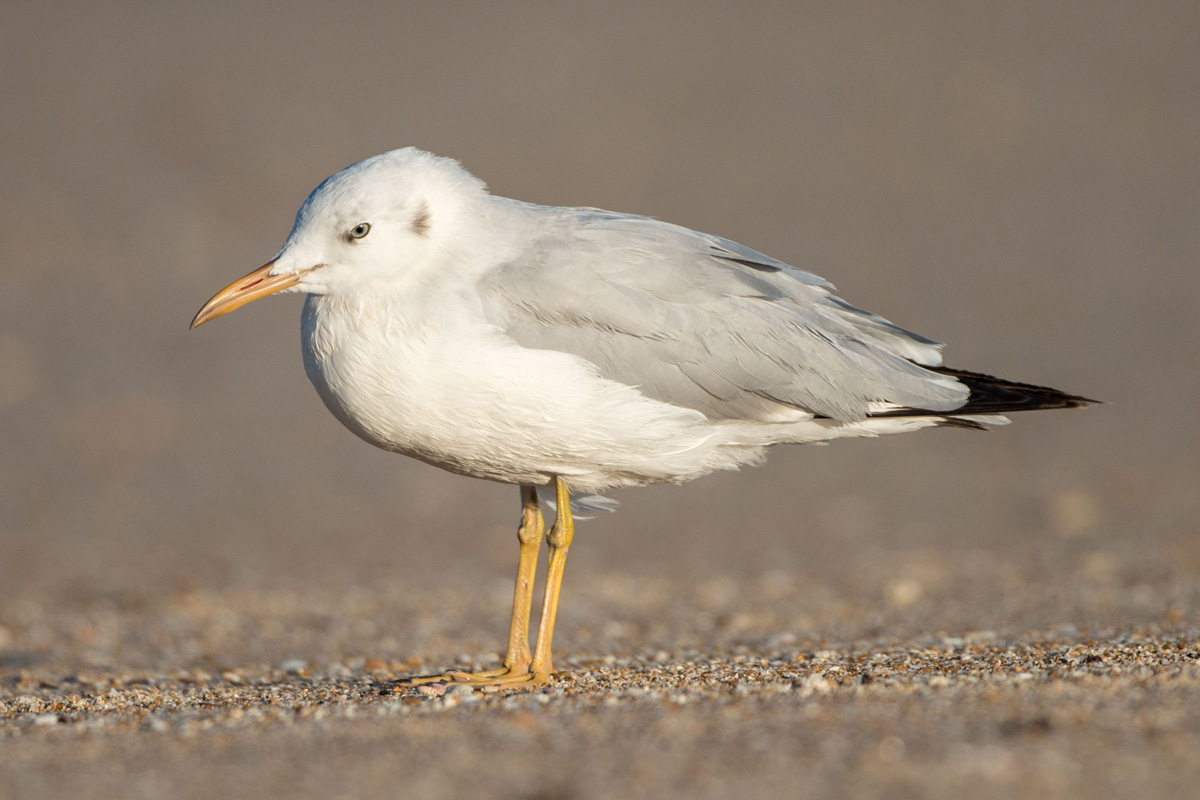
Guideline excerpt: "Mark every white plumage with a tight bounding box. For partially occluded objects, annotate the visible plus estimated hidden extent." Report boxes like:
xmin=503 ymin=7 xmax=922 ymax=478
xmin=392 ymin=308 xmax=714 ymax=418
xmin=191 ymin=147 xmax=1092 ymax=686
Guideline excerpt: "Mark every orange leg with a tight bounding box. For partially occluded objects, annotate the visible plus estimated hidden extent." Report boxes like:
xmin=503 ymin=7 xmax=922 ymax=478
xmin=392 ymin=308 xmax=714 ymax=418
xmin=400 ymin=479 xmax=574 ymax=688
xmin=528 ymin=476 xmax=574 ymax=681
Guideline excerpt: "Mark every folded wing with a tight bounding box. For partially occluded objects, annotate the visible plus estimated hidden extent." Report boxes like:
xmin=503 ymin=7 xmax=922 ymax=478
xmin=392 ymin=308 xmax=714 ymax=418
xmin=477 ymin=206 xmax=969 ymax=423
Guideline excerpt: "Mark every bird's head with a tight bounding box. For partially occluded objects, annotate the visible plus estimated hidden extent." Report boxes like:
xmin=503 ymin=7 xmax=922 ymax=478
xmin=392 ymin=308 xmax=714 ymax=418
xmin=190 ymin=147 xmax=487 ymax=328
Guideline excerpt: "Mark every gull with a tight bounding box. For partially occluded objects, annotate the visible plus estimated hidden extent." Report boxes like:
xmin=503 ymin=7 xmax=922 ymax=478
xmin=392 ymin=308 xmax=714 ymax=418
xmin=191 ymin=147 xmax=1094 ymax=687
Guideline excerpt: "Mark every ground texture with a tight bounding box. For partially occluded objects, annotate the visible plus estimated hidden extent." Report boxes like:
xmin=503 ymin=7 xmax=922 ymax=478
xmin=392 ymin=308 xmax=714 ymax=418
xmin=2 ymin=571 xmax=1198 ymax=799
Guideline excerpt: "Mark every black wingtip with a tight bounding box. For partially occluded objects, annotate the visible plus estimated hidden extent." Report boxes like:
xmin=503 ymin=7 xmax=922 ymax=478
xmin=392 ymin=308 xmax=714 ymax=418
xmin=869 ymin=366 xmax=1099 ymax=426
xmin=929 ymin=367 xmax=1100 ymax=414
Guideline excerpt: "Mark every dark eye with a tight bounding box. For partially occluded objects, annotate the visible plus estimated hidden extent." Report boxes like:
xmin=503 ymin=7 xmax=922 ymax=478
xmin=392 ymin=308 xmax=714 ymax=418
xmin=348 ymin=222 xmax=371 ymax=240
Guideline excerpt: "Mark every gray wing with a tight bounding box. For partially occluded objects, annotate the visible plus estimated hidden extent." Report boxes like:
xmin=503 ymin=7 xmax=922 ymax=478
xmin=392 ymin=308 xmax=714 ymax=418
xmin=477 ymin=205 xmax=967 ymax=423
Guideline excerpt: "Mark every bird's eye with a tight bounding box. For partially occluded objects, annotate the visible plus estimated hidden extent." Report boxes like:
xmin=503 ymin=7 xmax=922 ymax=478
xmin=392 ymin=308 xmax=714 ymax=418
xmin=348 ymin=222 xmax=371 ymax=240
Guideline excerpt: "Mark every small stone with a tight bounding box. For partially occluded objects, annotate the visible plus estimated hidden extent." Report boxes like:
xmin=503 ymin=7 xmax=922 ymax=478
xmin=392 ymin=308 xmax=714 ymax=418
xmin=798 ymin=674 xmax=834 ymax=697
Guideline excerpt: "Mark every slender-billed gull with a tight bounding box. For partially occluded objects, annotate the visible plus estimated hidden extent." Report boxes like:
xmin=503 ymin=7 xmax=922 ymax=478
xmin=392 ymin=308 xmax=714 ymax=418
xmin=192 ymin=148 xmax=1094 ymax=686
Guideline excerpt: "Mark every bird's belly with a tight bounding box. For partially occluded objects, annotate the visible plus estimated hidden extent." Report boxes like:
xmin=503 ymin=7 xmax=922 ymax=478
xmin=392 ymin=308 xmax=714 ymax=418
xmin=303 ymin=331 xmax=527 ymax=481
xmin=300 ymin=298 xmax=730 ymax=490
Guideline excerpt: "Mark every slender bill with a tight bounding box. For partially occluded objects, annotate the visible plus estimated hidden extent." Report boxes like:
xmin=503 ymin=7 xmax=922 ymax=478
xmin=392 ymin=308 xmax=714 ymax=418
xmin=190 ymin=261 xmax=309 ymax=329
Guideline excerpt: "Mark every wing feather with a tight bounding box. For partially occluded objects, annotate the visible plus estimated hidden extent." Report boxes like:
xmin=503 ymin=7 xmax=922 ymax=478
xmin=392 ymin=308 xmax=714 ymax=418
xmin=477 ymin=205 xmax=967 ymax=423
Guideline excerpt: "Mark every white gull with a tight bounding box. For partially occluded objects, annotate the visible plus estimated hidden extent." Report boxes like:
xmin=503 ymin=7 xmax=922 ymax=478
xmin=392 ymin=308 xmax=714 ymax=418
xmin=192 ymin=147 xmax=1094 ymax=686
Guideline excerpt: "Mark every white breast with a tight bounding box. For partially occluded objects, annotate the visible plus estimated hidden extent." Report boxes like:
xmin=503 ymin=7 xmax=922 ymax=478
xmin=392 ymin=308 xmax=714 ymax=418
xmin=299 ymin=291 xmax=734 ymax=491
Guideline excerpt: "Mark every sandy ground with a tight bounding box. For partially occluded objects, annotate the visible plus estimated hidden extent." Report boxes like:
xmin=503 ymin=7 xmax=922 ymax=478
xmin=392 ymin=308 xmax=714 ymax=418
xmin=1 ymin=574 xmax=1198 ymax=799
xmin=1 ymin=2 xmax=1198 ymax=798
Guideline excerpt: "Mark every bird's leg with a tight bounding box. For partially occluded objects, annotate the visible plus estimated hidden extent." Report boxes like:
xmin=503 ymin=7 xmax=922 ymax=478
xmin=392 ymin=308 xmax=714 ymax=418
xmin=399 ymin=484 xmax=549 ymax=687
xmin=442 ymin=485 xmax=543 ymax=681
xmin=399 ymin=478 xmax=574 ymax=689
xmin=527 ymin=476 xmax=575 ymax=682
xmin=496 ymin=484 xmax=545 ymax=672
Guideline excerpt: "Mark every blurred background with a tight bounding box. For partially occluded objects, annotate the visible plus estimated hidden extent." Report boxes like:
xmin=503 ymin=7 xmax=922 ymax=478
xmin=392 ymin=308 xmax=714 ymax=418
xmin=0 ymin=1 xmax=1196 ymax=636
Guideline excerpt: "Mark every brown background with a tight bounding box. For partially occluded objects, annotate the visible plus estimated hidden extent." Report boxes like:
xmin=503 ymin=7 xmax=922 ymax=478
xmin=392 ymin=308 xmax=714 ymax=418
xmin=1 ymin=2 xmax=1197 ymax=798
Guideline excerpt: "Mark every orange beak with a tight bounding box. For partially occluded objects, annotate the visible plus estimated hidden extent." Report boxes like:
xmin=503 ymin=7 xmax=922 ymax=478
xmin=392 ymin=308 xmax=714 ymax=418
xmin=190 ymin=261 xmax=306 ymax=329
